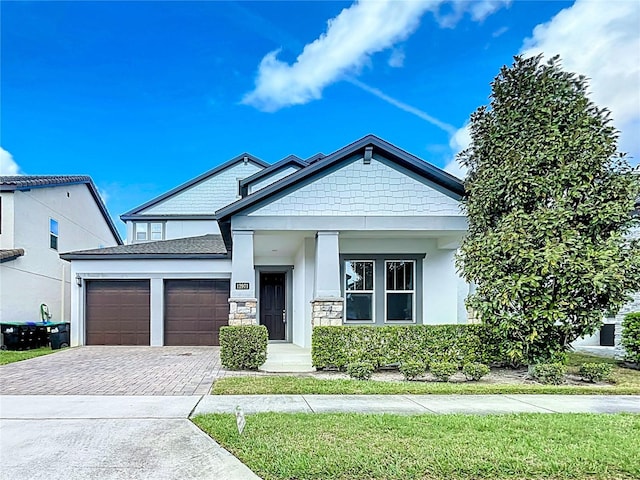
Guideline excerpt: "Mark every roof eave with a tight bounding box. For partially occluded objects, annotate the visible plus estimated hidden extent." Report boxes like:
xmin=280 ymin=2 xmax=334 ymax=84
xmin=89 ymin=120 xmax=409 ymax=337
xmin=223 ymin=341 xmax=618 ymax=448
xmin=60 ymin=253 xmax=230 ymax=261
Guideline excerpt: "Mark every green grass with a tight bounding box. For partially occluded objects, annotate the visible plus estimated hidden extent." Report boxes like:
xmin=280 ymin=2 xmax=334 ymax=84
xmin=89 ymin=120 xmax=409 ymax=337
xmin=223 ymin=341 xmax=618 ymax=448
xmin=193 ymin=412 xmax=640 ymax=480
xmin=213 ymin=353 xmax=640 ymax=395
xmin=0 ymin=347 xmax=59 ymax=365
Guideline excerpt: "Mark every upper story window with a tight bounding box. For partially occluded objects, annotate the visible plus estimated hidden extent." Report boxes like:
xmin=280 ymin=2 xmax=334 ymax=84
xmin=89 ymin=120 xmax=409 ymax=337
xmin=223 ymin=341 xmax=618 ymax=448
xmin=49 ymin=218 xmax=59 ymax=250
xmin=134 ymin=222 xmax=165 ymax=243
xmin=344 ymin=260 xmax=375 ymax=322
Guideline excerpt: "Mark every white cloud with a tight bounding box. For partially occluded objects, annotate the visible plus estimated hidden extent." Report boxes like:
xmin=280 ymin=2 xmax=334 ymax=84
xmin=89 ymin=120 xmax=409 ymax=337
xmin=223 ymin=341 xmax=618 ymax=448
xmin=445 ymin=124 xmax=471 ymax=178
xmin=98 ymin=187 xmax=110 ymax=206
xmin=388 ymin=48 xmax=406 ymax=68
xmin=242 ymin=0 xmax=511 ymax=112
xmin=242 ymin=0 xmax=433 ymax=111
xmin=0 ymin=147 xmax=21 ymax=175
xmin=434 ymin=0 xmax=511 ymax=28
xmin=520 ymin=0 xmax=640 ymax=158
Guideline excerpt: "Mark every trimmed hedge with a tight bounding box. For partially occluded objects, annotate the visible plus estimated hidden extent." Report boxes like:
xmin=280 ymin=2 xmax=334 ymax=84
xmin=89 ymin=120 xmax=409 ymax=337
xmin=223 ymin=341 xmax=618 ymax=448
xmin=219 ymin=325 xmax=268 ymax=370
xmin=311 ymin=325 xmax=507 ymax=370
xmin=622 ymin=312 xmax=640 ymax=364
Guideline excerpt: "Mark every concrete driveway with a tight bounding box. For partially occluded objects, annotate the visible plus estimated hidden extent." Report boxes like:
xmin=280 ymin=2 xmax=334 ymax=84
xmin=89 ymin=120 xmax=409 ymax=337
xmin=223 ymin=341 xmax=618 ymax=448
xmin=0 ymin=395 xmax=260 ymax=480
xmin=0 ymin=346 xmax=225 ymax=395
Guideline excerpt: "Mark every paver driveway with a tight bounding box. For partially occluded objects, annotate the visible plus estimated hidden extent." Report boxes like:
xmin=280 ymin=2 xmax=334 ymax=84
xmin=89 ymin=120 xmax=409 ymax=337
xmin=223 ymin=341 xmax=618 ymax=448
xmin=0 ymin=346 xmax=225 ymax=395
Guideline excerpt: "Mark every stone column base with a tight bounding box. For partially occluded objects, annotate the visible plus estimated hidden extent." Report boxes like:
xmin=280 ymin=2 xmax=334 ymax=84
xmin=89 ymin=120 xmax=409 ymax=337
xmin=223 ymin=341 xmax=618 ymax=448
xmin=228 ymin=298 xmax=257 ymax=326
xmin=311 ymin=297 xmax=344 ymax=327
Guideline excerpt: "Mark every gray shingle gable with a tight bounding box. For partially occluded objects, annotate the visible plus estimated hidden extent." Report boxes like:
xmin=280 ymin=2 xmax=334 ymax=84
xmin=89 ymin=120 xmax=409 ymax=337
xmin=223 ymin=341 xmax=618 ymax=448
xmin=120 ymin=153 xmax=269 ymax=220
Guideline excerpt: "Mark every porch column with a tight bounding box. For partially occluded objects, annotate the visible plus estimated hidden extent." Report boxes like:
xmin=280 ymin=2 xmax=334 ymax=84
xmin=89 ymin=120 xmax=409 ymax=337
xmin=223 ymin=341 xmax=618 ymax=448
xmin=312 ymin=231 xmax=343 ymax=326
xmin=229 ymin=230 xmax=257 ymax=325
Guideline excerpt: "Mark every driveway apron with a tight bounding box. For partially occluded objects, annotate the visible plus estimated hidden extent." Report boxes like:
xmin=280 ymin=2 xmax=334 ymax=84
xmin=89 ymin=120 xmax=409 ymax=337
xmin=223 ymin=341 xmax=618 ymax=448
xmin=0 ymin=346 xmax=225 ymax=395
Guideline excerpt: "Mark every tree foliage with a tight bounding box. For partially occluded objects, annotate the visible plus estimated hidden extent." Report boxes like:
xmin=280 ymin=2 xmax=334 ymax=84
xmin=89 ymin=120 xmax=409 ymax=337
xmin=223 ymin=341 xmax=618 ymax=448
xmin=457 ymin=55 xmax=640 ymax=364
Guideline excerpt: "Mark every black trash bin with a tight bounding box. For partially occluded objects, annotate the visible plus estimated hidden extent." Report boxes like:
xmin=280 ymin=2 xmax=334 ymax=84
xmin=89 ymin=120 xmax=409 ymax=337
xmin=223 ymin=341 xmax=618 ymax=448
xmin=50 ymin=323 xmax=70 ymax=350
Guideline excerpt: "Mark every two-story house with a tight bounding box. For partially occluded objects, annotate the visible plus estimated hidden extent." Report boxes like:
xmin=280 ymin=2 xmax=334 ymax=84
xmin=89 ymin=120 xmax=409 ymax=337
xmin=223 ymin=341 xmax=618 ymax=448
xmin=0 ymin=176 xmax=122 ymax=325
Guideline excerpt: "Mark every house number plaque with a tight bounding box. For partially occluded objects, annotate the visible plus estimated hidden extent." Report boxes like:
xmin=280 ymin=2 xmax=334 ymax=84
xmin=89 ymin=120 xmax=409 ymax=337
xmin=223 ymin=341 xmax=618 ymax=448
xmin=235 ymin=282 xmax=250 ymax=290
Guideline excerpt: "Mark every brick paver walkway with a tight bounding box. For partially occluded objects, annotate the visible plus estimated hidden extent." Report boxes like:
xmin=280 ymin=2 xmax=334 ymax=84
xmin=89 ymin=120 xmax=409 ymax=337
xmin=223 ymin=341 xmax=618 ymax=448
xmin=0 ymin=346 xmax=226 ymax=395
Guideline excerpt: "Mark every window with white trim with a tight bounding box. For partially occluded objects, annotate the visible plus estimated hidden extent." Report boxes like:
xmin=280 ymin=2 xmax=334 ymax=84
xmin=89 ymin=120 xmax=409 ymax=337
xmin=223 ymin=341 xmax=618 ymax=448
xmin=385 ymin=260 xmax=415 ymax=322
xmin=134 ymin=222 xmax=165 ymax=242
xmin=49 ymin=218 xmax=59 ymax=250
xmin=344 ymin=260 xmax=374 ymax=322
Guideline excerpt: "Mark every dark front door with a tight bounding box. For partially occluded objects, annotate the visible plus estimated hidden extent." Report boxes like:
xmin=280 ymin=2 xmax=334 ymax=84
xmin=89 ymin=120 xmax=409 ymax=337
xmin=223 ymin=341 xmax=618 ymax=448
xmin=260 ymin=272 xmax=286 ymax=340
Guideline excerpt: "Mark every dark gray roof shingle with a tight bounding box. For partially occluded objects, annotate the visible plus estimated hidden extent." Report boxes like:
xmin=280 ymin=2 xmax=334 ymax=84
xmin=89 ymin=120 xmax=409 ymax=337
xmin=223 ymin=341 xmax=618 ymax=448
xmin=0 ymin=176 xmax=93 ymax=189
xmin=60 ymin=234 xmax=227 ymax=260
xmin=0 ymin=248 xmax=25 ymax=262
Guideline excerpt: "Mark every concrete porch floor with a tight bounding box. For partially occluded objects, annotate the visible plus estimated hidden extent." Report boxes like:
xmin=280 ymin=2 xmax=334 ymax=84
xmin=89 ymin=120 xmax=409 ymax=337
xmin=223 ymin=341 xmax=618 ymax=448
xmin=259 ymin=343 xmax=314 ymax=373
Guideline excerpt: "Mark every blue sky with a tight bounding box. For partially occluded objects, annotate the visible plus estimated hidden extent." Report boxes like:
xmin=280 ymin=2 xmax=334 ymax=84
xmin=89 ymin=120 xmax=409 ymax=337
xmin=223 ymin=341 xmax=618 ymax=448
xmin=2 ymin=1 xmax=639 ymax=239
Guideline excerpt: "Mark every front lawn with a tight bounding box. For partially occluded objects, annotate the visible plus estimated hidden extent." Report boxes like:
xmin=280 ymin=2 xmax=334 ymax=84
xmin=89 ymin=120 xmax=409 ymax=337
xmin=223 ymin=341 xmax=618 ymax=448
xmin=213 ymin=352 xmax=640 ymax=394
xmin=0 ymin=347 xmax=60 ymax=365
xmin=193 ymin=412 xmax=640 ymax=480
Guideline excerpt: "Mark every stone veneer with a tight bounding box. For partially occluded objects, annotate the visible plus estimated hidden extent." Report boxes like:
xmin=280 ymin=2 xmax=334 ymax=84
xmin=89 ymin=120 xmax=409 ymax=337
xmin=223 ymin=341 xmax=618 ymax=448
xmin=228 ymin=299 xmax=257 ymax=326
xmin=311 ymin=298 xmax=344 ymax=327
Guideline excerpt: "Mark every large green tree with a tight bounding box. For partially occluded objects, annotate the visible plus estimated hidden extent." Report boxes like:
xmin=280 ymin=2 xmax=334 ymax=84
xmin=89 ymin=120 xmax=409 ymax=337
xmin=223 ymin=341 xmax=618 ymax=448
xmin=457 ymin=55 xmax=640 ymax=365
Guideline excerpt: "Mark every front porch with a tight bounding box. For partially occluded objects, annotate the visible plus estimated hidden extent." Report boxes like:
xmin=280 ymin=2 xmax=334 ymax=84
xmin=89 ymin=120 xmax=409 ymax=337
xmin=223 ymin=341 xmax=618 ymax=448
xmin=259 ymin=343 xmax=314 ymax=373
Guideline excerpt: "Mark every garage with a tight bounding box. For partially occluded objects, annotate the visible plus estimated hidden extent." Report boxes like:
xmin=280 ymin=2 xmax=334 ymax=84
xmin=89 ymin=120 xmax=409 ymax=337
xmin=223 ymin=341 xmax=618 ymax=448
xmin=164 ymin=279 xmax=230 ymax=346
xmin=85 ymin=280 xmax=150 ymax=345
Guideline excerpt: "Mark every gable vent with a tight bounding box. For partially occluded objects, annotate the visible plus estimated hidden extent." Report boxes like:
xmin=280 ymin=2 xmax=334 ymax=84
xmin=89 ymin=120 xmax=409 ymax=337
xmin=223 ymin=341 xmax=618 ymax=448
xmin=363 ymin=146 xmax=373 ymax=165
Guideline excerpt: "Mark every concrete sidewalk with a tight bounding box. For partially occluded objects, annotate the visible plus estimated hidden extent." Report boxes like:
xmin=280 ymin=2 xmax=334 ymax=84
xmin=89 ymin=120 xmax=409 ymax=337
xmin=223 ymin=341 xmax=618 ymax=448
xmin=0 ymin=395 xmax=260 ymax=480
xmin=194 ymin=394 xmax=640 ymax=416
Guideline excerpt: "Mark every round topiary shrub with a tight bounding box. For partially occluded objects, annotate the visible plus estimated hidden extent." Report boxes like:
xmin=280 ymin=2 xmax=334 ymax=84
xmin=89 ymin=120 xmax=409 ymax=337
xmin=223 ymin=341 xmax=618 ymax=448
xmin=429 ymin=361 xmax=459 ymax=382
xmin=462 ymin=362 xmax=490 ymax=381
xmin=531 ymin=362 xmax=565 ymax=385
xmin=346 ymin=361 xmax=375 ymax=380
xmin=399 ymin=361 xmax=426 ymax=381
xmin=578 ymin=363 xmax=613 ymax=383
xmin=622 ymin=312 xmax=640 ymax=365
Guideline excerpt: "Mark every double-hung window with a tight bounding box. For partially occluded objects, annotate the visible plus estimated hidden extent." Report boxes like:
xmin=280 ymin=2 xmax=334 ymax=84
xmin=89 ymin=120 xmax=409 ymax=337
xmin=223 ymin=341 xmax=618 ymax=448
xmin=385 ymin=260 xmax=415 ymax=322
xmin=344 ymin=260 xmax=374 ymax=322
xmin=134 ymin=222 xmax=164 ymax=242
xmin=49 ymin=219 xmax=59 ymax=250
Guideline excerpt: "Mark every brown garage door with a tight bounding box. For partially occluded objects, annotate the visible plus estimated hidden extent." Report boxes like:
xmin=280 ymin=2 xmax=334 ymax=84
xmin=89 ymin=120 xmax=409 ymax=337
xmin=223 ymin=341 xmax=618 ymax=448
xmin=164 ymin=279 xmax=230 ymax=346
xmin=85 ymin=280 xmax=150 ymax=345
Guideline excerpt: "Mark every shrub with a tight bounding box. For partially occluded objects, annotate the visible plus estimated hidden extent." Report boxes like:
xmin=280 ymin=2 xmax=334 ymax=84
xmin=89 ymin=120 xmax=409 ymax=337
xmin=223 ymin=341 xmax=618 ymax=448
xmin=347 ymin=361 xmax=375 ymax=380
xmin=531 ymin=363 xmax=565 ymax=385
xmin=430 ymin=361 xmax=459 ymax=382
xmin=399 ymin=361 xmax=426 ymax=381
xmin=462 ymin=362 xmax=490 ymax=381
xmin=219 ymin=325 xmax=268 ymax=370
xmin=622 ymin=312 xmax=640 ymax=364
xmin=311 ymin=325 xmax=507 ymax=370
xmin=579 ymin=363 xmax=613 ymax=383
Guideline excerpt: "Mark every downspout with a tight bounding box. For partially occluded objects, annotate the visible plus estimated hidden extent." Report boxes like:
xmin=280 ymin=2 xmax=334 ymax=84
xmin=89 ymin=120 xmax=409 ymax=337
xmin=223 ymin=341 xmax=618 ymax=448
xmin=60 ymin=263 xmax=66 ymax=321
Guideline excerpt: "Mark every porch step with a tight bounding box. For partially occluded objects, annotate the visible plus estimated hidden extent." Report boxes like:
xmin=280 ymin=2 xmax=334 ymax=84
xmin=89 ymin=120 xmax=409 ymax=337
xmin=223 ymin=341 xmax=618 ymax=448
xmin=259 ymin=344 xmax=315 ymax=373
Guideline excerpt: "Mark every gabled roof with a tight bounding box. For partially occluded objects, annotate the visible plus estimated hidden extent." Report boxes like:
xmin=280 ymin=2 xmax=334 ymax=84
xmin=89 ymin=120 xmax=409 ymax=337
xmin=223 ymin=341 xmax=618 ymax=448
xmin=216 ymin=134 xmax=465 ymax=222
xmin=0 ymin=248 xmax=25 ymax=263
xmin=305 ymin=153 xmax=326 ymax=164
xmin=120 ymin=153 xmax=269 ymax=220
xmin=0 ymin=175 xmax=123 ymax=245
xmin=239 ymin=154 xmax=308 ymax=197
xmin=60 ymin=234 xmax=227 ymax=260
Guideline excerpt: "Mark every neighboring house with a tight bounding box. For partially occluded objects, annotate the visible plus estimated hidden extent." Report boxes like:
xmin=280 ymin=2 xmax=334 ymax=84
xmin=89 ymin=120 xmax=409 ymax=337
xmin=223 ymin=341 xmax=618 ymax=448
xmin=62 ymin=135 xmax=470 ymax=347
xmin=0 ymin=176 xmax=122 ymax=325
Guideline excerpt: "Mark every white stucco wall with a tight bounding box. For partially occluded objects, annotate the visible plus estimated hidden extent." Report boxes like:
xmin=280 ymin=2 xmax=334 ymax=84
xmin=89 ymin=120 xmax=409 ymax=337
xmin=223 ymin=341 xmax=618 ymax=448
xmin=0 ymin=192 xmax=16 ymax=248
xmin=0 ymin=184 xmax=119 ymax=324
xmin=249 ymin=156 xmax=463 ymax=217
xmin=340 ymin=237 xmax=466 ymax=324
xmin=141 ymin=162 xmax=263 ymax=215
xmin=69 ymin=258 xmax=232 ymax=346
xmin=248 ymin=166 xmax=299 ymax=194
